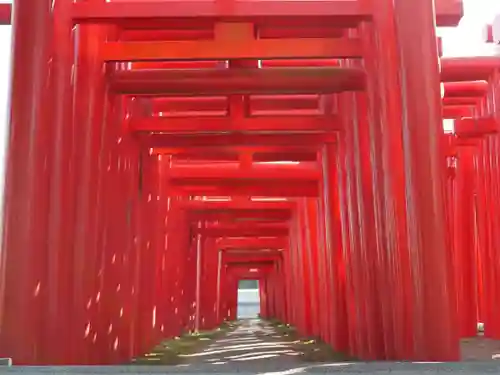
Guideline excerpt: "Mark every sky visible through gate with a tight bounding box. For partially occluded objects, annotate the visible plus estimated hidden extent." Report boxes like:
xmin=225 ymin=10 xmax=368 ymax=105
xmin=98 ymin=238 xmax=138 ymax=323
xmin=0 ymin=0 xmax=11 ymax=244
xmin=0 ymin=0 xmax=495 ymax=230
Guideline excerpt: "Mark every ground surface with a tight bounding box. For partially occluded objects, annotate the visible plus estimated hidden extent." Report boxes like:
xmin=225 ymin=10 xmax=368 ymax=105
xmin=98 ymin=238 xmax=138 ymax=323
xmin=461 ymin=336 xmax=500 ymax=360
xmin=4 ymin=319 xmax=500 ymax=374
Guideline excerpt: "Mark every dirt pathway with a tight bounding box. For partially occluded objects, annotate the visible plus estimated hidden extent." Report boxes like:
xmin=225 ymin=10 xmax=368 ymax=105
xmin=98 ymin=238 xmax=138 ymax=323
xmin=178 ymin=319 xmax=302 ymax=372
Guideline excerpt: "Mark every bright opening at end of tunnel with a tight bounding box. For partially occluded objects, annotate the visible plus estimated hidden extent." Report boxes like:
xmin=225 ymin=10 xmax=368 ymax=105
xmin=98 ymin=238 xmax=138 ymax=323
xmin=237 ymin=279 xmax=260 ymax=319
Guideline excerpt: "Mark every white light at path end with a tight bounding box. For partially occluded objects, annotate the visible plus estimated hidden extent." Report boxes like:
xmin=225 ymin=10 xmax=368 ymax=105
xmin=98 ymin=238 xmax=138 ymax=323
xmin=443 ymin=119 xmax=455 ymax=134
xmin=440 ymin=0 xmax=500 ymax=57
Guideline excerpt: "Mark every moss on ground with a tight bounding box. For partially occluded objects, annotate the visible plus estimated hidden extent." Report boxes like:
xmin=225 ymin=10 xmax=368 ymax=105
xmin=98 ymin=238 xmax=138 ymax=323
xmin=265 ymin=318 xmax=356 ymax=363
xmin=131 ymin=321 xmax=235 ymax=365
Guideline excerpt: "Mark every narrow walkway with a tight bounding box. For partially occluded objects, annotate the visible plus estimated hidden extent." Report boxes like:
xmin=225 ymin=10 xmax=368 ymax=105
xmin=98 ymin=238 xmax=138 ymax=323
xmin=6 ymin=320 xmax=500 ymax=374
xmin=462 ymin=337 xmax=500 ymax=360
xmin=179 ymin=319 xmax=301 ymax=371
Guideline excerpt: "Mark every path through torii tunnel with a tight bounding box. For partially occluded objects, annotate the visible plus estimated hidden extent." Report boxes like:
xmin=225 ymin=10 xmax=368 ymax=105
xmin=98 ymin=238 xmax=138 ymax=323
xmin=1 ymin=0 xmax=500 ymax=366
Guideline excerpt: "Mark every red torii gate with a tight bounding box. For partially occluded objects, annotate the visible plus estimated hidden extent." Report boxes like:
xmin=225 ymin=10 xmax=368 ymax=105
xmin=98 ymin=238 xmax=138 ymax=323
xmin=0 ymin=0 xmax=471 ymax=366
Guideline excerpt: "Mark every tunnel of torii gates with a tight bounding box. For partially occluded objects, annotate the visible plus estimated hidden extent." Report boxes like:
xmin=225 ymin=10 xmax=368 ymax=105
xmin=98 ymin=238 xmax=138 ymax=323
xmin=4 ymin=0 xmax=500 ymax=366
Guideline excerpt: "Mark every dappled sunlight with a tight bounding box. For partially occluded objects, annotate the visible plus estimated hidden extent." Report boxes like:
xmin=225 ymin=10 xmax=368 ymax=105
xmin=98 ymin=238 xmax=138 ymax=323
xmin=180 ymin=343 xmax=293 ymax=357
xmin=257 ymin=366 xmax=307 ymax=375
xmin=225 ymin=350 xmax=297 ymax=359
xmin=178 ymin=319 xmax=302 ymax=368
xmin=313 ymin=362 xmax=357 ymax=367
xmin=216 ymin=337 xmax=264 ymax=343
xmin=232 ymin=354 xmax=281 ymax=361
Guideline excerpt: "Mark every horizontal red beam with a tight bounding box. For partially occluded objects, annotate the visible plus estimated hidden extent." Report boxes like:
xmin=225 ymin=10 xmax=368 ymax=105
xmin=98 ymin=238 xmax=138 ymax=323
xmin=154 ymin=146 xmax=317 ymax=155
xmin=442 ymin=105 xmax=475 ymax=119
xmin=443 ymin=81 xmax=489 ymax=98
xmin=455 ymin=117 xmax=498 ymax=138
xmin=151 ymin=97 xmax=227 ymax=114
xmin=72 ymin=1 xmax=370 ymax=23
xmin=258 ymin=26 xmax=345 ymax=39
xmin=0 ymin=4 xmax=10 ymax=25
xmin=169 ymin=165 xmax=320 ymax=182
xmin=198 ymin=226 xmax=289 ymax=238
xmin=131 ymin=61 xmax=223 ymax=70
xmin=223 ymin=248 xmax=283 ymax=256
xmin=441 ymin=57 xmax=500 ymax=82
xmin=183 ymin=200 xmax=294 ymax=221
xmin=227 ymin=269 xmax=273 ymax=279
xmin=249 ymin=95 xmax=321 ymax=114
xmin=434 ymin=0 xmax=463 ymax=27
xmin=182 ymin=199 xmax=294 ymax=211
xmin=119 ymin=29 xmax=214 ymax=42
xmin=169 ymin=181 xmax=318 ymax=197
xmin=102 ymin=37 xmax=363 ymax=61
xmin=118 ymin=27 xmax=346 ymax=42
xmin=225 ymin=263 xmax=276 ymax=272
xmin=442 ymin=97 xmax=481 ymax=106
xmin=142 ymin=132 xmax=335 ymax=148
xmin=130 ymin=114 xmax=340 ymax=133
xmin=169 ymin=150 xmax=318 ymax=162
xmin=224 ymin=257 xmax=280 ymax=266
xmin=190 ymin=210 xmax=291 ymax=222
xmin=218 ymin=237 xmax=287 ymax=250
xmin=148 ymin=95 xmax=321 ymax=114
xmin=111 ymin=67 xmax=365 ymax=95
xmin=152 ymin=144 xmax=318 ymax=157
xmin=71 ymin=0 xmax=460 ymax=27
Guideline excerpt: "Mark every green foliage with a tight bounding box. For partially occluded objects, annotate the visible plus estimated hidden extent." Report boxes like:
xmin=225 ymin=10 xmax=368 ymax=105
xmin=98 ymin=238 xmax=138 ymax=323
xmin=238 ymin=279 xmax=259 ymax=289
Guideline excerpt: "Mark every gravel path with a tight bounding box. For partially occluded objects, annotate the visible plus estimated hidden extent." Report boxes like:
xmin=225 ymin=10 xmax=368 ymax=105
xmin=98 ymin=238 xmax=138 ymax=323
xmin=178 ymin=318 xmax=301 ymax=370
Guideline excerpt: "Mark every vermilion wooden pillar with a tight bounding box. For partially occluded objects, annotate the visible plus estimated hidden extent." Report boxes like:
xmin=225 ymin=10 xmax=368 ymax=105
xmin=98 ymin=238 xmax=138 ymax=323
xmin=95 ymin=94 xmax=127 ymax=364
xmin=490 ymin=136 xmax=500 ymax=338
xmin=475 ymin=138 xmax=495 ymax=337
xmin=322 ymin=142 xmax=349 ymax=354
xmin=301 ymin=199 xmax=319 ymax=337
xmin=268 ymin=265 xmax=278 ymax=319
xmin=0 ymin=0 xmax=52 ymax=364
xmin=295 ymin=207 xmax=312 ymax=335
xmin=336 ymin=119 xmax=363 ymax=357
xmin=307 ymin=198 xmax=323 ymax=339
xmin=361 ymin=14 xmax=411 ymax=360
xmin=281 ymin=245 xmax=294 ymax=324
xmin=224 ymin=272 xmax=238 ymax=321
xmin=260 ymin=277 xmax=270 ymax=319
xmin=185 ymin=232 xmax=199 ymax=332
xmin=218 ymin=262 xmax=227 ymax=323
xmin=485 ymin=71 xmax=500 ymax=338
xmin=133 ymin=153 xmax=154 ymax=356
xmin=314 ymin=193 xmax=330 ymax=344
xmin=72 ymin=22 xmax=109 ymax=364
xmin=287 ymin=222 xmax=300 ymax=328
xmin=277 ymin=257 xmax=288 ymax=322
xmin=45 ymin=0 xmax=76 ymax=364
xmin=482 ymin=137 xmax=500 ymax=338
xmin=112 ymin=110 xmax=141 ymax=362
xmin=342 ymin=90 xmax=385 ymax=359
xmin=454 ymin=145 xmax=479 ymax=338
xmin=200 ymin=238 xmax=218 ymax=330
xmin=269 ymin=268 xmax=279 ymax=319
xmin=124 ymin=142 xmax=142 ymax=360
xmin=160 ymin=191 xmax=184 ymax=338
xmin=393 ymin=0 xmax=459 ymax=360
